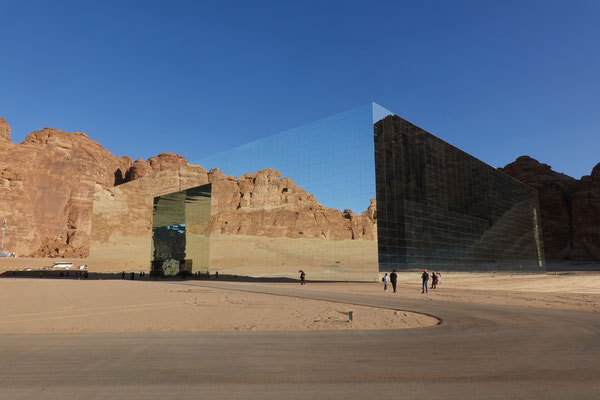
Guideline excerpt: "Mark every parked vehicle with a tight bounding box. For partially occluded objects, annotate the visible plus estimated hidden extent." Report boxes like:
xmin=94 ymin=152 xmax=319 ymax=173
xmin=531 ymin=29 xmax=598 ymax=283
xmin=52 ymin=262 xmax=73 ymax=269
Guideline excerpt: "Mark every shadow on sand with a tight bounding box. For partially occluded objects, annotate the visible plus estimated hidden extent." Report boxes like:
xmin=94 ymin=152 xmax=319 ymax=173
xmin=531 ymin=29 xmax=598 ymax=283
xmin=0 ymin=270 xmax=323 ymax=283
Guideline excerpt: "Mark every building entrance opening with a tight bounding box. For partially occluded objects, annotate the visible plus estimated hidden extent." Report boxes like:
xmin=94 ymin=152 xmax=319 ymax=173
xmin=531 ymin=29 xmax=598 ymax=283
xmin=151 ymin=184 xmax=212 ymax=276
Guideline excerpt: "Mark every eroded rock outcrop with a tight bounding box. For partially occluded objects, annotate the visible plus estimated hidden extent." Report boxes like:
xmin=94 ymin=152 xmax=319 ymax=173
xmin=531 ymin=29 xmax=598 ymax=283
xmin=129 ymin=152 xmax=189 ymax=180
xmin=0 ymin=124 xmax=133 ymax=257
xmin=0 ymin=118 xmax=195 ymax=258
xmin=0 ymin=118 xmax=10 ymax=142
xmin=207 ymin=168 xmax=376 ymax=240
xmin=501 ymin=156 xmax=600 ymax=261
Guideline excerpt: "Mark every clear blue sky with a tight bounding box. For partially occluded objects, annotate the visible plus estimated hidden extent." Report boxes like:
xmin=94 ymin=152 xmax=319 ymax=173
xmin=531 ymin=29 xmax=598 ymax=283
xmin=1 ymin=0 xmax=599 ymax=179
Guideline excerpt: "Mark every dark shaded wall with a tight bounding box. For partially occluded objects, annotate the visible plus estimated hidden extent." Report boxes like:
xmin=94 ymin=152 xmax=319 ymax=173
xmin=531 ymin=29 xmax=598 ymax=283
xmin=374 ymin=115 xmax=545 ymax=271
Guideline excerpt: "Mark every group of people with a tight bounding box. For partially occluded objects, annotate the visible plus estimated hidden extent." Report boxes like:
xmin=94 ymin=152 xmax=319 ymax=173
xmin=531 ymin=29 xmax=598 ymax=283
xmin=381 ymin=269 xmax=442 ymax=293
xmin=420 ymin=269 xmax=442 ymax=293
xmin=381 ymin=270 xmax=398 ymax=293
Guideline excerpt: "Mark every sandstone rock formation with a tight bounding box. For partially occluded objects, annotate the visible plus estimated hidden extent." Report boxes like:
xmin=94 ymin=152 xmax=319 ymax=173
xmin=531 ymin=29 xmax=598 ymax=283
xmin=207 ymin=168 xmax=376 ymax=241
xmin=501 ymin=156 xmax=600 ymax=261
xmin=0 ymin=124 xmax=131 ymax=257
xmin=128 ymin=152 xmax=189 ymax=181
xmin=0 ymin=118 xmax=197 ymax=258
xmin=0 ymin=118 xmax=10 ymax=142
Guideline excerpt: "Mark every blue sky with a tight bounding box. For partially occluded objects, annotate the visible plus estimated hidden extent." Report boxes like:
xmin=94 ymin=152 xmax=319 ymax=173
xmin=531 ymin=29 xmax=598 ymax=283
xmin=1 ymin=0 xmax=599 ymax=179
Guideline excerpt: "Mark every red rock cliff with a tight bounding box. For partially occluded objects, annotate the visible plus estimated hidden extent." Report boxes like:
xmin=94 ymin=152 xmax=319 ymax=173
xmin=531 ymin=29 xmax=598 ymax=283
xmin=0 ymin=118 xmax=195 ymax=257
xmin=501 ymin=156 xmax=600 ymax=261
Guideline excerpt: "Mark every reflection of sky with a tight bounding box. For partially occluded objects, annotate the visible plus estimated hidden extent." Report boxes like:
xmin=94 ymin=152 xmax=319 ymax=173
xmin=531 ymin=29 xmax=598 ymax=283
xmin=193 ymin=103 xmax=393 ymax=213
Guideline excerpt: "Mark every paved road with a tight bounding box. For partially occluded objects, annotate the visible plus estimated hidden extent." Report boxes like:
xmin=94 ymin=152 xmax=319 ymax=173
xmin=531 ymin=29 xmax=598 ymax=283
xmin=1 ymin=281 xmax=598 ymax=399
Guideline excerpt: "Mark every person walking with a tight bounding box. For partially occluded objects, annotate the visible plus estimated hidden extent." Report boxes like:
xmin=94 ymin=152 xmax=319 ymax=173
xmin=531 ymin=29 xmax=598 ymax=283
xmin=382 ymin=273 xmax=389 ymax=292
xmin=390 ymin=270 xmax=398 ymax=293
xmin=421 ymin=269 xmax=429 ymax=294
xmin=299 ymin=270 xmax=306 ymax=285
xmin=431 ymin=272 xmax=438 ymax=289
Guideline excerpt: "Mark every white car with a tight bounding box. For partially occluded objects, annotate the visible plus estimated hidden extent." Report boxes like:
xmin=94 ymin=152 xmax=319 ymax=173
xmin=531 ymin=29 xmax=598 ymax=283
xmin=52 ymin=262 xmax=73 ymax=269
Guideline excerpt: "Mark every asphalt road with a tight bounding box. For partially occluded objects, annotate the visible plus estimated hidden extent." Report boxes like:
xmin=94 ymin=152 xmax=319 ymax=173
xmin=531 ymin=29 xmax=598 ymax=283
xmin=1 ymin=281 xmax=598 ymax=399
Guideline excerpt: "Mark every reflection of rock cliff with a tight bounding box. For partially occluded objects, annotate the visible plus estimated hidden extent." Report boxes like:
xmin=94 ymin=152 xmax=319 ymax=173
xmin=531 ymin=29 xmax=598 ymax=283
xmin=1 ymin=123 xmax=129 ymax=257
xmin=0 ymin=117 xmax=203 ymax=258
xmin=208 ymin=168 xmax=376 ymax=240
xmin=90 ymin=165 xmax=378 ymax=276
xmin=1 ymin=117 xmax=375 ymax=258
xmin=501 ymin=156 xmax=600 ymax=261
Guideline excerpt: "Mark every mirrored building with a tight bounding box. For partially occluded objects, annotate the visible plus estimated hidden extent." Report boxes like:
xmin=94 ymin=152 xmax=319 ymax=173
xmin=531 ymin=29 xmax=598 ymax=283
xmin=91 ymin=102 xmax=545 ymax=280
xmin=188 ymin=103 xmax=544 ymax=279
xmin=374 ymin=114 xmax=545 ymax=271
xmin=190 ymin=103 xmax=386 ymax=280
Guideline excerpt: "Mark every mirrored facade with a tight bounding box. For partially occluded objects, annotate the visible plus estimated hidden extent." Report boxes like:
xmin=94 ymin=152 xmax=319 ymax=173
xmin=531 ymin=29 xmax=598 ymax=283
xmin=190 ymin=103 xmax=544 ymax=278
xmin=191 ymin=104 xmax=388 ymax=281
xmin=374 ymin=115 xmax=545 ymax=271
xmin=197 ymin=103 xmax=391 ymax=213
xmin=103 ymin=102 xmax=544 ymax=280
xmin=152 ymin=184 xmax=211 ymax=276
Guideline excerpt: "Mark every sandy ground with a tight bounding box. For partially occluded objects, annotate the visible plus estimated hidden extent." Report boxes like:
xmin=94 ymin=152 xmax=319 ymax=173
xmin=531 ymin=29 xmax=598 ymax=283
xmin=276 ymin=272 xmax=600 ymax=312
xmin=0 ymin=279 xmax=436 ymax=334
xmin=1 ymin=272 xmax=597 ymax=334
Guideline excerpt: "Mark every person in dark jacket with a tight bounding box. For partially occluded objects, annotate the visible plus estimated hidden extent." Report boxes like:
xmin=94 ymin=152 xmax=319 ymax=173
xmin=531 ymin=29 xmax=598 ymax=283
xmin=421 ymin=270 xmax=429 ymax=294
xmin=390 ymin=270 xmax=398 ymax=293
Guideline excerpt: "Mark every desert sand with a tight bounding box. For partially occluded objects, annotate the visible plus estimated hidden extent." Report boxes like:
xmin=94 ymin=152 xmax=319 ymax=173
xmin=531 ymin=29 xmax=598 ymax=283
xmin=216 ymin=272 xmax=600 ymax=313
xmin=0 ymin=279 xmax=436 ymax=334
xmin=1 ymin=272 xmax=598 ymax=335
xmin=286 ymin=272 xmax=600 ymax=312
